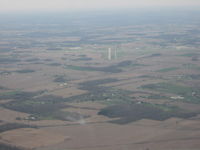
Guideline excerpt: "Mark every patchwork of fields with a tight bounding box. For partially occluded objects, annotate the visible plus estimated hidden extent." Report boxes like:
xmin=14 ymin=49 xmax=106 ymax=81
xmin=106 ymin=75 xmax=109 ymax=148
xmin=0 ymin=12 xmax=200 ymax=150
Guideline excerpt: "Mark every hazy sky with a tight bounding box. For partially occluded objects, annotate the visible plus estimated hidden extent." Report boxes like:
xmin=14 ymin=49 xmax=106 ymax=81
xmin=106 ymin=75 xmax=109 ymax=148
xmin=0 ymin=0 xmax=200 ymax=13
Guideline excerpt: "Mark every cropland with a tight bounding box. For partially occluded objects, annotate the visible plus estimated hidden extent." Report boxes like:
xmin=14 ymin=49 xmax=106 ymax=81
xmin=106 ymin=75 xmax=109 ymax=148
xmin=0 ymin=11 xmax=200 ymax=150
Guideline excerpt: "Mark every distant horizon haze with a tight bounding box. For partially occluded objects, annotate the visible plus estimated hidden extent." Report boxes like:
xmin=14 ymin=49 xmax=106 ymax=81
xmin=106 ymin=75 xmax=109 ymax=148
xmin=0 ymin=0 xmax=200 ymax=13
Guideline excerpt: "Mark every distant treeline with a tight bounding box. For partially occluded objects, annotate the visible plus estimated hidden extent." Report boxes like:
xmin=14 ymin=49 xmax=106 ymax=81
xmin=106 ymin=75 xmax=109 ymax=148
xmin=0 ymin=123 xmax=37 ymax=133
xmin=0 ymin=143 xmax=25 ymax=150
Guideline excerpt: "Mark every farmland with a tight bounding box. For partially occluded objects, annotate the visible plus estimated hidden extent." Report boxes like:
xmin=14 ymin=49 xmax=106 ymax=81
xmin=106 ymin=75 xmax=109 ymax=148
xmin=0 ymin=10 xmax=200 ymax=150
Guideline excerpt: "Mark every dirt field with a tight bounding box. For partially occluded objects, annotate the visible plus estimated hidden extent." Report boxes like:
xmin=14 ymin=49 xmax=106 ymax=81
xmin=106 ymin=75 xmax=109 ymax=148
xmin=0 ymin=17 xmax=200 ymax=150
xmin=35 ymin=118 xmax=200 ymax=150
xmin=0 ymin=128 xmax=68 ymax=149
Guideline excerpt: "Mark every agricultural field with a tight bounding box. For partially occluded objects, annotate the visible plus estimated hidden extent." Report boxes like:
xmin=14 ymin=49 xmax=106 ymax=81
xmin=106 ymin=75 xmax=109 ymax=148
xmin=0 ymin=11 xmax=200 ymax=150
